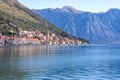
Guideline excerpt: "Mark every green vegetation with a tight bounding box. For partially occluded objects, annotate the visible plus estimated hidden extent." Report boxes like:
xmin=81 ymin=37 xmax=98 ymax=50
xmin=0 ymin=0 xmax=63 ymax=35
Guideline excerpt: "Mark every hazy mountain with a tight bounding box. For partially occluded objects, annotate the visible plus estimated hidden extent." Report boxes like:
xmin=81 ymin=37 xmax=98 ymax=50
xmin=32 ymin=6 xmax=120 ymax=43
xmin=0 ymin=0 xmax=88 ymax=42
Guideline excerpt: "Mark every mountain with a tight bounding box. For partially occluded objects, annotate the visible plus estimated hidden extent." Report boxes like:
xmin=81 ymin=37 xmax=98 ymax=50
xmin=0 ymin=0 xmax=88 ymax=43
xmin=32 ymin=6 xmax=120 ymax=43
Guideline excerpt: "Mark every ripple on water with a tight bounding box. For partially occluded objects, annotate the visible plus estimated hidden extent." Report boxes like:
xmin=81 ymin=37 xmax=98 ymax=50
xmin=0 ymin=45 xmax=120 ymax=80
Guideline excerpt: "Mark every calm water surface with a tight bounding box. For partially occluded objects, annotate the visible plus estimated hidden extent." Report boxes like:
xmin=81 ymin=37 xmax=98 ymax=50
xmin=0 ymin=44 xmax=120 ymax=80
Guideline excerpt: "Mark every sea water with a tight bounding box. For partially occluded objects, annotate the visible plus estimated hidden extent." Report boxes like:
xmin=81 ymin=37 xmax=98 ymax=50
xmin=0 ymin=44 xmax=120 ymax=80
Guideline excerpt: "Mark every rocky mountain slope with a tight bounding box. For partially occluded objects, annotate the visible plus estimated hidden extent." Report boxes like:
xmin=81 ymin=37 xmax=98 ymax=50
xmin=32 ymin=6 xmax=120 ymax=43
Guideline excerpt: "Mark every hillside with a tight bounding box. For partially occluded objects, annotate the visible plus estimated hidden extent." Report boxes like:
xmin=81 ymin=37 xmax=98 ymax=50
xmin=33 ymin=6 xmax=120 ymax=43
xmin=0 ymin=0 xmax=63 ymax=34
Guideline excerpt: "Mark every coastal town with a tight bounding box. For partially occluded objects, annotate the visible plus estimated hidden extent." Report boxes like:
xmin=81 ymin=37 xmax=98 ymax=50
xmin=0 ymin=28 xmax=86 ymax=46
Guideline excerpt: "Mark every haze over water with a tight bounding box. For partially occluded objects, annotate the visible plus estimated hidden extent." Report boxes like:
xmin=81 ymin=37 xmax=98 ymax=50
xmin=0 ymin=45 xmax=120 ymax=80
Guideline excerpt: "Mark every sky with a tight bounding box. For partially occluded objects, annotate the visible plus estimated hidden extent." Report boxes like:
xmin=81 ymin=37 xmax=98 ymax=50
xmin=18 ymin=0 xmax=120 ymax=13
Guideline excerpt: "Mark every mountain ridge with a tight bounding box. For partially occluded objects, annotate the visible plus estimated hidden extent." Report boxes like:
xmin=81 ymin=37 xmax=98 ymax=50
xmin=32 ymin=6 xmax=120 ymax=43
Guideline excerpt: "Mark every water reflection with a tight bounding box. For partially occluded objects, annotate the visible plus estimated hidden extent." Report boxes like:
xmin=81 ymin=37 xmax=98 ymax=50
xmin=0 ymin=45 xmax=120 ymax=80
xmin=0 ymin=45 xmax=60 ymax=80
xmin=0 ymin=45 xmax=59 ymax=58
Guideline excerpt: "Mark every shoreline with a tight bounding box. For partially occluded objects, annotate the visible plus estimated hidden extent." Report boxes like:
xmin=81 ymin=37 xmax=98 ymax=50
xmin=0 ymin=30 xmax=88 ymax=46
xmin=0 ymin=43 xmax=88 ymax=48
